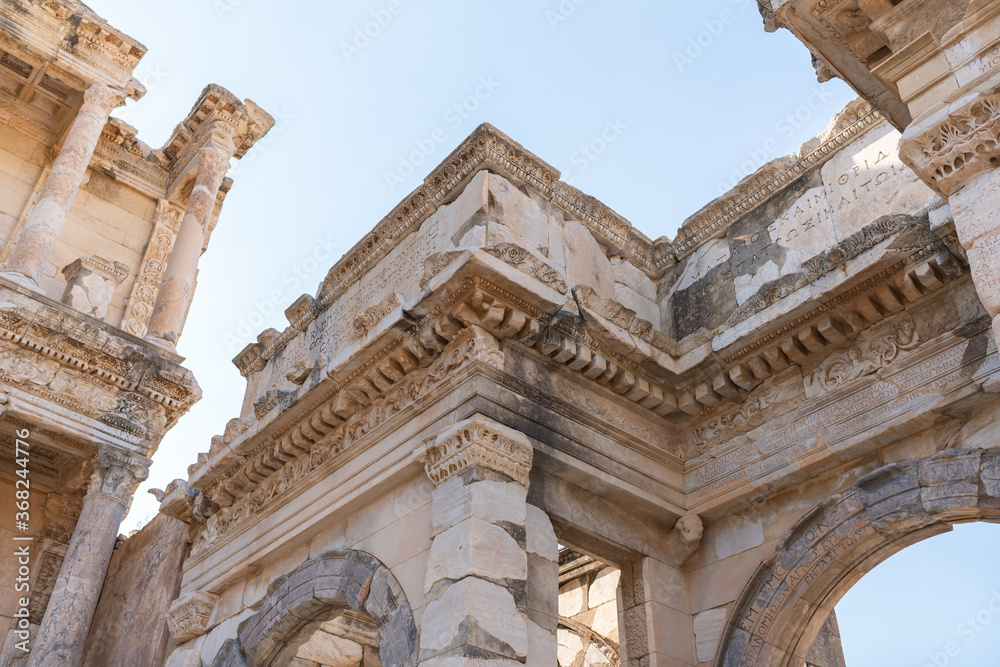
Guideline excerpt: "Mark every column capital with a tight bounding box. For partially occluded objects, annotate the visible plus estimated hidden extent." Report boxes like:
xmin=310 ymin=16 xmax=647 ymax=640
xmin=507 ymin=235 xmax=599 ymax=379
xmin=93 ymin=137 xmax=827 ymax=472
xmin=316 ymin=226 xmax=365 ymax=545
xmin=420 ymin=415 xmax=533 ymax=487
xmin=195 ymin=143 xmax=233 ymax=185
xmin=899 ymin=89 xmax=1000 ymax=196
xmin=87 ymin=449 xmax=150 ymax=506
xmin=81 ymin=82 xmax=127 ymax=115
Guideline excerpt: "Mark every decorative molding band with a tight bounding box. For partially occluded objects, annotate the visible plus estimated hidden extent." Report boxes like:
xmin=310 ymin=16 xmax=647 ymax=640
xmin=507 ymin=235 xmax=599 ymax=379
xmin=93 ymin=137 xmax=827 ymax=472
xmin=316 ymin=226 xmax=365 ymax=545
xmin=671 ymin=99 xmax=881 ymax=261
xmin=421 ymin=415 xmax=533 ymax=487
xmin=0 ymin=293 xmax=200 ymax=417
xmin=190 ymin=325 xmax=505 ymax=557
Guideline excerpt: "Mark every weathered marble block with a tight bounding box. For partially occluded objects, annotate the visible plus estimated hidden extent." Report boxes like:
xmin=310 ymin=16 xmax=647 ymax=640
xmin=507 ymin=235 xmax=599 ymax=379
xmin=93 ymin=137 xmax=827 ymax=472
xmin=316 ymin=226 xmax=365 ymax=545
xmin=60 ymin=254 xmax=128 ymax=320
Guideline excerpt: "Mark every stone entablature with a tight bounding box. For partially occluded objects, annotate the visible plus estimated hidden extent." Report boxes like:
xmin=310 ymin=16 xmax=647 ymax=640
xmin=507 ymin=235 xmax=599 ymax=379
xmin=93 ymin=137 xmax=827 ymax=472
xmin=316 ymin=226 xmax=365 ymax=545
xmin=172 ymin=99 xmax=993 ymax=606
xmin=0 ymin=279 xmax=201 ymax=449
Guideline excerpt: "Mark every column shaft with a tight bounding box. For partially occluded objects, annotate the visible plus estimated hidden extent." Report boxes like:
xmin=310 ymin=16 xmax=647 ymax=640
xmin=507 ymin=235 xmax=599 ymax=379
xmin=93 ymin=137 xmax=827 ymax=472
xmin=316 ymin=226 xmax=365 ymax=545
xmin=28 ymin=494 xmax=125 ymax=667
xmin=145 ymin=147 xmax=230 ymax=343
xmin=2 ymin=84 xmax=124 ymax=289
xmin=28 ymin=451 xmax=146 ymax=667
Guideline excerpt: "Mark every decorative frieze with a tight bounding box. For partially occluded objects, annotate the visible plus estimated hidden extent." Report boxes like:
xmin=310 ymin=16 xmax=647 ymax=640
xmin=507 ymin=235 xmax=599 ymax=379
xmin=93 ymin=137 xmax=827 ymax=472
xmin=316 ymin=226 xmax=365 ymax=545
xmin=121 ymin=200 xmax=182 ymax=338
xmin=805 ymin=316 xmax=919 ymax=395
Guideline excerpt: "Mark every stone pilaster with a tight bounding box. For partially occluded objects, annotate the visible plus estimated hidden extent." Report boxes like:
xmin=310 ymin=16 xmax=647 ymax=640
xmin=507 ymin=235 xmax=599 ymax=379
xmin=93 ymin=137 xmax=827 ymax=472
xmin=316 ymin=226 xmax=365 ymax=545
xmin=418 ymin=415 xmax=535 ymax=666
xmin=28 ymin=450 xmax=148 ymax=667
xmin=145 ymin=139 xmax=233 ymax=347
xmin=1 ymin=83 xmax=125 ymax=291
xmin=899 ymin=88 xmax=1000 ymax=349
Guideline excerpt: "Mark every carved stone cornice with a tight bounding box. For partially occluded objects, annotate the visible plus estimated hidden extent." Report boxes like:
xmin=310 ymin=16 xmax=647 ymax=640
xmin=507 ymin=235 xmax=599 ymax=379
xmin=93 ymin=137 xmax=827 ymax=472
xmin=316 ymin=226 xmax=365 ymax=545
xmin=189 ymin=325 xmax=506 ymax=557
xmin=312 ymin=123 xmax=655 ymax=330
xmin=671 ymin=98 xmax=881 ymax=261
xmin=166 ymin=591 xmax=217 ymax=645
xmin=160 ymin=84 xmax=273 ymax=196
xmin=900 ymin=90 xmax=1000 ymax=195
xmin=0 ymin=284 xmax=201 ymax=427
xmin=87 ymin=448 xmax=149 ymax=505
xmin=0 ymin=1 xmax=146 ymax=87
xmin=720 ymin=244 xmax=961 ymax=395
xmin=726 ymin=212 xmax=934 ymax=327
xmin=421 ymin=415 xmax=533 ymax=487
xmin=91 ymin=119 xmax=169 ymax=200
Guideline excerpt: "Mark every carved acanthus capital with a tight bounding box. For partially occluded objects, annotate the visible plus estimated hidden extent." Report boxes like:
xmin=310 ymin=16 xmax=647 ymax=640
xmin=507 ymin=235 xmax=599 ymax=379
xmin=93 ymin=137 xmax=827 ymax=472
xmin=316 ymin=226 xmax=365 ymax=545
xmin=82 ymin=83 xmax=127 ymax=115
xmin=900 ymin=91 xmax=1000 ymax=196
xmin=420 ymin=415 xmax=533 ymax=487
xmin=167 ymin=591 xmax=218 ymax=644
xmin=87 ymin=449 xmax=150 ymax=506
xmin=196 ymin=145 xmax=233 ymax=186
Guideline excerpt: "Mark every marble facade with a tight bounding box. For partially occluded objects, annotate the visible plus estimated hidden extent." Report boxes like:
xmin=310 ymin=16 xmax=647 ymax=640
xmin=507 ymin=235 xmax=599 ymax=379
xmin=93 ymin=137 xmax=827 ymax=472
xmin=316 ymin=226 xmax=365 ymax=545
xmin=1 ymin=1 xmax=1000 ymax=667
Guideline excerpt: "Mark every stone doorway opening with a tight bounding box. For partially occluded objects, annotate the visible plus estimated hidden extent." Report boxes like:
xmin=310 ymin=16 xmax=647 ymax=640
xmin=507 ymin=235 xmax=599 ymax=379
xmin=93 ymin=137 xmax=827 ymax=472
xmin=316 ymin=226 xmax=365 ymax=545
xmin=556 ymin=548 xmax=622 ymax=667
xmin=287 ymin=610 xmax=382 ymax=667
xmin=715 ymin=449 xmax=1000 ymax=667
xmin=835 ymin=521 xmax=1000 ymax=666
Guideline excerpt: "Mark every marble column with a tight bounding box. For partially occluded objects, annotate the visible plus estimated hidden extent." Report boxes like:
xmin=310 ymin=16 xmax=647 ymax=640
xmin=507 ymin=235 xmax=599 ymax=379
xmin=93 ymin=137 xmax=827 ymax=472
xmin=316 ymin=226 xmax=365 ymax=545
xmin=144 ymin=140 xmax=232 ymax=347
xmin=1 ymin=83 xmax=125 ymax=291
xmin=417 ymin=414 xmax=536 ymax=666
xmin=28 ymin=450 xmax=147 ymax=667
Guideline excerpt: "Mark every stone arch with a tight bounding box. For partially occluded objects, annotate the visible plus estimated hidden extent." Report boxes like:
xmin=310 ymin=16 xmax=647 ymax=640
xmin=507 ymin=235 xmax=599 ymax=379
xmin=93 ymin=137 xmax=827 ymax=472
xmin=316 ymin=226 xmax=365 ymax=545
xmin=716 ymin=448 xmax=1000 ymax=667
xmin=210 ymin=549 xmax=419 ymax=667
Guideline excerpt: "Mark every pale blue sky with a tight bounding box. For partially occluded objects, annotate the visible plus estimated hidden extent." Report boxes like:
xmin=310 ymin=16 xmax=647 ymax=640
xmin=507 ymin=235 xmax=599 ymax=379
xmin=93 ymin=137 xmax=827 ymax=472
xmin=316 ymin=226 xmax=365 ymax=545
xmin=84 ymin=1 xmax=1000 ymax=663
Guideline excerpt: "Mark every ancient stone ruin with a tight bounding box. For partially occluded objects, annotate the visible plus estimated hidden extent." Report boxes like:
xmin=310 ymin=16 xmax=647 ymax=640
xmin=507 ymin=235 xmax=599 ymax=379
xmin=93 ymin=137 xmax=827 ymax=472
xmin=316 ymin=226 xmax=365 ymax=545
xmin=1 ymin=1 xmax=1000 ymax=666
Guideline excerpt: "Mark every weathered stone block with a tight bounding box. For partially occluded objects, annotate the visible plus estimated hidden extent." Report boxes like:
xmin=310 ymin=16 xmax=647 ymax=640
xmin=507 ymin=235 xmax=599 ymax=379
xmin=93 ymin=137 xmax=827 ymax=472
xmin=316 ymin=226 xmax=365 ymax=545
xmin=420 ymin=577 xmax=528 ymax=660
xmin=425 ymin=518 xmax=527 ymax=595
xmin=430 ymin=477 xmax=527 ymax=537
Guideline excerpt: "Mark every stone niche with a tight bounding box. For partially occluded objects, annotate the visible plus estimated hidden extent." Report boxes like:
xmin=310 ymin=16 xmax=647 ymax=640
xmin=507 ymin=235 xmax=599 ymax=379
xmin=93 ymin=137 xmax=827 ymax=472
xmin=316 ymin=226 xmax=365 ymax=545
xmin=60 ymin=254 xmax=129 ymax=321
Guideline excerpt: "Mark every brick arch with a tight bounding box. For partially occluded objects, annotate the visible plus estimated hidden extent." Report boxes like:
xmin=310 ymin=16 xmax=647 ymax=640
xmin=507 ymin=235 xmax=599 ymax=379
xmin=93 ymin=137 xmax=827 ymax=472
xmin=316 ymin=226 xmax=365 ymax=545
xmin=716 ymin=448 xmax=1000 ymax=667
xmin=210 ymin=549 xmax=419 ymax=667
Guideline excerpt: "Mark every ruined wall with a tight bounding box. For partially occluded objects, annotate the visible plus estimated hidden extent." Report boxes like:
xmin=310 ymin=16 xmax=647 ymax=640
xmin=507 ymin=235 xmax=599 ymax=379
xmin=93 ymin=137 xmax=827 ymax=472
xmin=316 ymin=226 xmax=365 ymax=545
xmin=81 ymin=513 xmax=189 ymax=667
xmin=166 ymin=472 xmax=435 ymax=667
xmin=660 ymin=109 xmax=939 ymax=342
